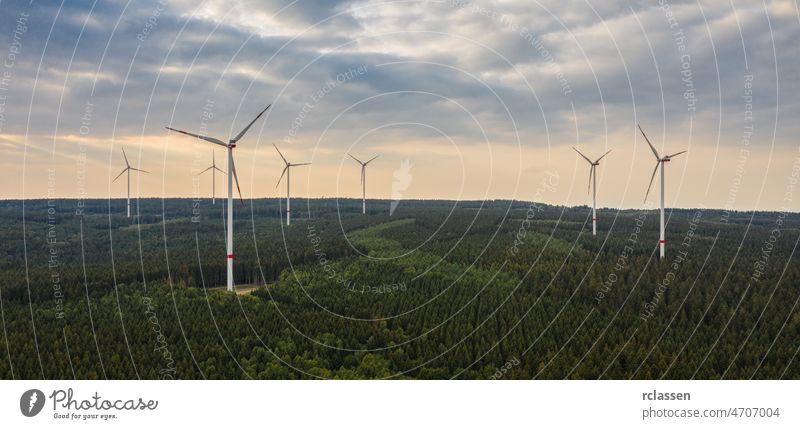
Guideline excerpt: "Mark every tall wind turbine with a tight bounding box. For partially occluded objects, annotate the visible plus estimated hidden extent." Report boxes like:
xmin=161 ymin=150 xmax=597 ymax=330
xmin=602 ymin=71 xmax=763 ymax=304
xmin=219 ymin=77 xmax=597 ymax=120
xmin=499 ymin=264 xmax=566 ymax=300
xmin=113 ymin=147 xmax=148 ymax=218
xmin=638 ymin=124 xmax=687 ymax=259
xmin=198 ymin=150 xmax=226 ymax=204
xmin=274 ymin=144 xmax=310 ymax=226
xmin=166 ymin=104 xmax=271 ymax=291
xmin=348 ymin=153 xmax=379 ymax=214
xmin=572 ymin=147 xmax=611 ymax=236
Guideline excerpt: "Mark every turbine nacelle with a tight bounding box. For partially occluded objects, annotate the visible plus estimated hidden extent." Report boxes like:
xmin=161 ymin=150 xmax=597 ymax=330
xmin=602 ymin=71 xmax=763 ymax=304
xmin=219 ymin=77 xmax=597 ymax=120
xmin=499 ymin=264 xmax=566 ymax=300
xmin=113 ymin=147 xmax=149 ymax=182
xmin=348 ymin=154 xmax=379 ymax=167
xmin=638 ymin=124 xmax=686 ymax=203
xmin=572 ymin=147 xmax=610 ymax=195
xmin=273 ymin=144 xmax=311 ymax=188
xmin=349 ymin=153 xmax=379 ymax=186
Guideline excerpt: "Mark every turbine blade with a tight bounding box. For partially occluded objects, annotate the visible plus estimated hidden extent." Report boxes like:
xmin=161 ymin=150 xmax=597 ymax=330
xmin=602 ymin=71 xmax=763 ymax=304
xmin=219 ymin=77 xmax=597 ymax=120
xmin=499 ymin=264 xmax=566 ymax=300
xmin=275 ymin=165 xmax=288 ymax=188
xmin=587 ymin=165 xmax=594 ymax=195
xmin=198 ymin=165 xmax=214 ymax=175
xmin=215 ymin=166 xmax=226 ymax=174
xmin=361 ymin=166 xmax=365 ymax=185
xmin=165 ymin=127 xmax=227 ymax=147
xmin=637 ymin=124 xmax=660 ymax=159
xmin=644 ymin=162 xmax=659 ymax=202
xmin=668 ymin=150 xmax=687 ymax=158
xmin=572 ymin=147 xmax=592 ymax=164
xmin=230 ymin=157 xmax=243 ymax=204
xmin=348 ymin=153 xmax=363 ymax=164
xmin=130 ymin=168 xmax=149 ymax=173
xmin=364 ymin=155 xmax=379 ymax=164
xmin=292 ymin=162 xmax=311 ymax=167
xmin=273 ymin=144 xmax=288 ymax=165
xmin=112 ymin=168 xmax=128 ymax=183
xmin=595 ymin=149 xmax=612 ymax=162
xmin=231 ymin=104 xmax=271 ymax=143
xmin=121 ymin=147 xmax=130 ymax=167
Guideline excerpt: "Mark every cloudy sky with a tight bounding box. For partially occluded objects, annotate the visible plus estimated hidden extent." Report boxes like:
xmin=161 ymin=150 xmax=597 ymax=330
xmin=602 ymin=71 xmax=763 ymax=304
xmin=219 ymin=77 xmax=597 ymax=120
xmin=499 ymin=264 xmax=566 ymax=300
xmin=0 ymin=0 xmax=798 ymax=210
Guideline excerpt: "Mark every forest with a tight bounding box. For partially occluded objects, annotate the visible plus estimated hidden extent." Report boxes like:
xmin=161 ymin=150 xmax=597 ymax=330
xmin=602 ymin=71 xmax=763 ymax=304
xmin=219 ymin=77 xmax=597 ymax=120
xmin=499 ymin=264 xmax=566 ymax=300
xmin=0 ymin=198 xmax=798 ymax=379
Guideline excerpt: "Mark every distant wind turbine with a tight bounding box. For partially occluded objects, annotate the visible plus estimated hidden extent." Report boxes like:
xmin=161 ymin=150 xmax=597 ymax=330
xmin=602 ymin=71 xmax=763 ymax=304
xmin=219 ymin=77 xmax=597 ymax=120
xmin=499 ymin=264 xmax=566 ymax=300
xmin=198 ymin=150 xmax=226 ymax=204
xmin=166 ymin=104 xmax=271 ymax=291
xmin=572 ymin=147 xmax=611 ymax=236
xmin=274 ymin=144 xmax=310 ymax=226
xmin=348 ymin=153 xmax=379 ymax=214
xmin=113 ymin=147 xmax=148 ymax=218
xmin=638 ymin=124 xmax=687 ymax=259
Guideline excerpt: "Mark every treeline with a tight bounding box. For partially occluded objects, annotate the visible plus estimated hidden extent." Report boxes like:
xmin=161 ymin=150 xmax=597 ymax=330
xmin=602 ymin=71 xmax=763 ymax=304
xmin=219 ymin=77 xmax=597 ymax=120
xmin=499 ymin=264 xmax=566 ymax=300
xmin=0 ymin=199 xmax=798 ymax=379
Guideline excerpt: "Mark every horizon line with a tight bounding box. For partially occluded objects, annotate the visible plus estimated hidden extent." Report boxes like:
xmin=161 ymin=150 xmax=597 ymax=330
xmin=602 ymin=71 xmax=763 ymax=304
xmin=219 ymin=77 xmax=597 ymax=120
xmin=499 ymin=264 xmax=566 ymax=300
xmin=0 ymin=197 xmax=794 ymax=214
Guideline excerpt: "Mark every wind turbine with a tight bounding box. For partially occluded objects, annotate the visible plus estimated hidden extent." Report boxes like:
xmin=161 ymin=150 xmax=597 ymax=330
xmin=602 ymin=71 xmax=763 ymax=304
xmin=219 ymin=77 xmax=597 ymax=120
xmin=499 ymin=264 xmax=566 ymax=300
xmin=638 ymin=124 xmax=687 ymax=259
xmin=348 ymin=153 xmax=379 ymax=214
xmin=166 ymin=104 xmax=271 ymax=291
xmin=572 ymin=147 xmax=611 ymax=236
xmin=113 ymin=147 xmax=148 ymax=218
xmin=274 ymin=144 xmax=310 ymax=226
xmin=198 ymin=150 xmax=226 ymax=204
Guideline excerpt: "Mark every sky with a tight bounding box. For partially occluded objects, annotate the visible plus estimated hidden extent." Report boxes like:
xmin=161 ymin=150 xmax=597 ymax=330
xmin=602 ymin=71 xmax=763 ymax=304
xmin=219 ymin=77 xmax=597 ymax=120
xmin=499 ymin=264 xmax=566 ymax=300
xmin=0 ymin=0 xmax=798 ymax=211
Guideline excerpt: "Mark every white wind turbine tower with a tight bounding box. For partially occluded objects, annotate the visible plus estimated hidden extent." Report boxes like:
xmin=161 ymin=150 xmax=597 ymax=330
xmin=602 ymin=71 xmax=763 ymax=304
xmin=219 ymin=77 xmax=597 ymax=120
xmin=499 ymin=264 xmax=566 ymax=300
xmin=113 ymin=147 xmax=148 ymax=218
xmin=572 ymin=147 xmax=611 ymax=236
xmin=274 ymin=144 xmax=310 ymax=226
xmin=638 ymin=124 xmax=687 ymax=259
xmin=348 ymin=153 xmax=379 ymax=214
xmin=198 ymin=150 xmax=226 ymax=204
xmin=166 ymin=104 xmax=271 ymax=292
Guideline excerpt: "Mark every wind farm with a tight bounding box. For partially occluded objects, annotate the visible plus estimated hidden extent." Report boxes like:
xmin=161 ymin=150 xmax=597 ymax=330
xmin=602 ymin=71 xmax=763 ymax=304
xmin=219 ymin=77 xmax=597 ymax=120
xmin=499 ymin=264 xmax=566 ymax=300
xmin=16 ymin=90 xmax=786 ymax=386
xmin=2 ymin=0 xmax=799 ymax=407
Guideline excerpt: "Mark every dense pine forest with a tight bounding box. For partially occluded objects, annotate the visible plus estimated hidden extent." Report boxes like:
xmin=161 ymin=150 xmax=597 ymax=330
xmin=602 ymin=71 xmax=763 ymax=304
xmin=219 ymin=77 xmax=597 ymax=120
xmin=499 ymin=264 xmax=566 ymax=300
xmin=0 ymin=198 xmax=798 ymax=379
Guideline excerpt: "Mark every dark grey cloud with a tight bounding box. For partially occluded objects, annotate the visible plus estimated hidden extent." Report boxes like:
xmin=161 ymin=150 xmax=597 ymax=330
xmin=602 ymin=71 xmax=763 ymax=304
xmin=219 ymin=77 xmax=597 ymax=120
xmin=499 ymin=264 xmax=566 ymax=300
xmin=0 ymin=0 xmax=796 ymax=160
